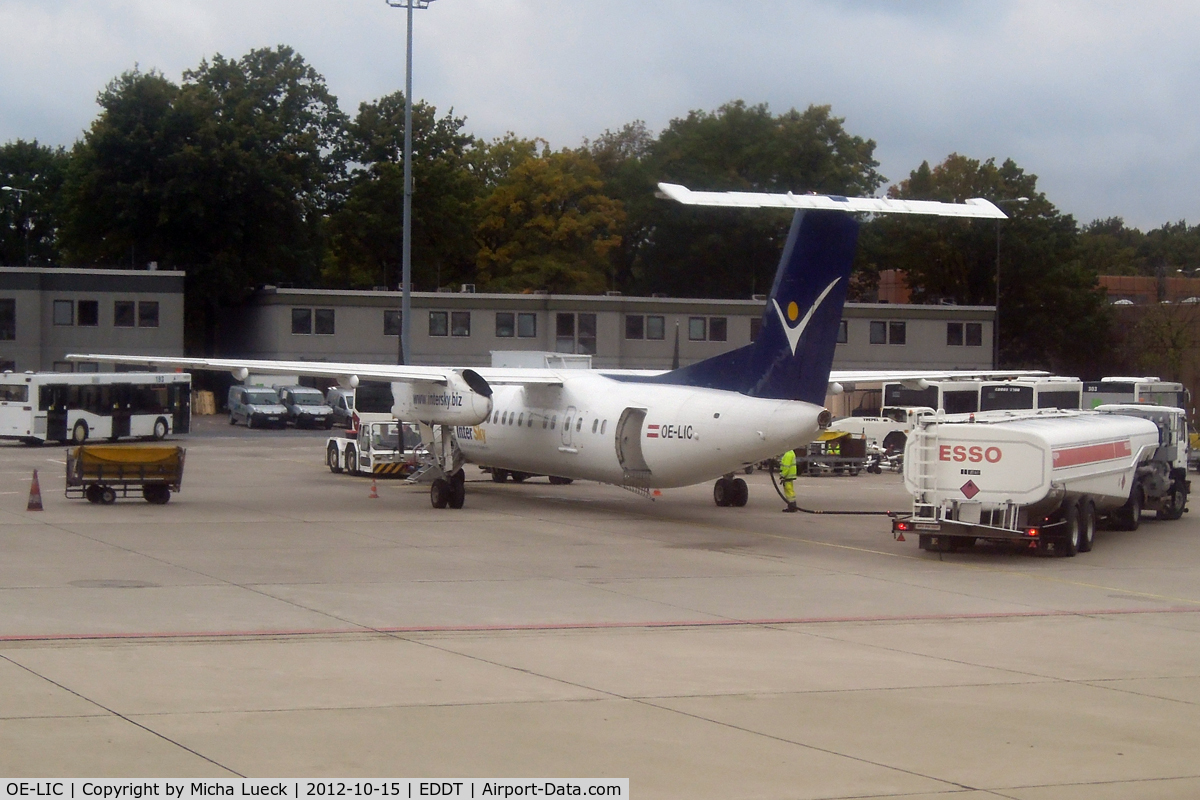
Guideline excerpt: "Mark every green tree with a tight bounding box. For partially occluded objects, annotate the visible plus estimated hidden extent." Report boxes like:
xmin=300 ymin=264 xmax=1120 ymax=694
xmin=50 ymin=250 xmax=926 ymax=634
xmin=0 ymin=139 xmax=69 ymax=266
xmin=61 ymin=47 xmax=348 ymax=352
xmin=624 ymin=101 xmax=884 ymax=298
xmin=323 ymin=93 xmax=479 ymax=290
xmin=863 ymin=154 xmax=1110 ymax=374
xmin=474 ymin=146 xmax=625 ymax=293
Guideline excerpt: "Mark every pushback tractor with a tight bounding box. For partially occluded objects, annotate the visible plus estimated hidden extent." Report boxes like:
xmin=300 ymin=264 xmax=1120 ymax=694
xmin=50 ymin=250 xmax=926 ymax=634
xmin=891 ymin=406 xmax=1190 ymax=556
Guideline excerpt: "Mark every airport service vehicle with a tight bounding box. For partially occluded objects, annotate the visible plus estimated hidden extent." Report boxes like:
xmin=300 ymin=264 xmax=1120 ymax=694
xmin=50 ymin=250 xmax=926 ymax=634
xmin=1083 ymin=377 xmax=1188 ymax=410
xmin=69 ymin=182 xmax=1013 ymax=510
xmin=797 ymin=431 xmax=868 ymax=476
xmin=326 ymin=381 xmax=395 ymax=429
xmin=65 ymin=444 xmax=186 ymax=504
xmin=0 ymin=371 xmax=190 ymax=445
xmin=327 ymin=420 xmax=421 ymax=477
xmin=228 ymin=384 xmax=288 ymax=428
xmin=276 ymin=385 xmax=334 ymax=429
xmin=892 ymin=406 xmax=1191 ymax=556
xmin=829 ymin=406 xmax=935 ymax=452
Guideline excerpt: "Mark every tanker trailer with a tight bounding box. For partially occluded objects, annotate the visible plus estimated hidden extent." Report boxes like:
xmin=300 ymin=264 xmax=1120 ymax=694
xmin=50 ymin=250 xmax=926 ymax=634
xmin=891 ymin=407 xmax=1189 ymax=556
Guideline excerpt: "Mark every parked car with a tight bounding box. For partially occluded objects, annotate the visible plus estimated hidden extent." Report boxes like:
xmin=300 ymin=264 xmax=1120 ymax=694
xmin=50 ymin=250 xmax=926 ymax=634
xmin=276 ymin=385 xmax=335 ymax=429
xmin=227 ymin=385 xmax=288 ymax=429
xmin=326 ymin=387 xmax=356 ymax=429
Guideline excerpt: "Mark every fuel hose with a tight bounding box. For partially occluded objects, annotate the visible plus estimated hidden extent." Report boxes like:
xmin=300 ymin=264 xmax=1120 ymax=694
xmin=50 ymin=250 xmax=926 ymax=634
xmin=769 ymin=459 xmax=895 ymax=516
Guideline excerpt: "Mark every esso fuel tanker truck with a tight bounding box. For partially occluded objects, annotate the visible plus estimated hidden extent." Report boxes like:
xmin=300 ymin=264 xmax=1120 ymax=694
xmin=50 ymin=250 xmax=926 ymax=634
xmin=892 ymin=405 xmax=1190 ymax=556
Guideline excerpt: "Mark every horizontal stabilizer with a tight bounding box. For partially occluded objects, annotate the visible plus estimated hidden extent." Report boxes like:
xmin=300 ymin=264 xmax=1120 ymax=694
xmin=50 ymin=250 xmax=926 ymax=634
xmin=657 ymin=183 xmax=1007 ymax=219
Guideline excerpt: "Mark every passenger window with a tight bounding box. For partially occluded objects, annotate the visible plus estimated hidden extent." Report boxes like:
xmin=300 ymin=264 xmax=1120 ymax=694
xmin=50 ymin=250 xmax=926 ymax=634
xmin=517 ymin=412 xmax=524 ymax=426
xmin=601 ymin=420 xmax=607 ymax=435
xmin=551 ymin=415 xmax=557 ymax=430
xmin=542 ymin=416 xmax=548 ymax=429
xmin=576 ymin=417 xmax=583 ymax=432
xmin=592 ymin=419 xmax=598 ymax=434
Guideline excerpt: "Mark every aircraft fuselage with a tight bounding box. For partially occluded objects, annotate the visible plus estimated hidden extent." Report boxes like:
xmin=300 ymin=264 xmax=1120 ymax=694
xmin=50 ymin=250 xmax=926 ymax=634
xmin=436 ymin=373 xmax=823 ymax=488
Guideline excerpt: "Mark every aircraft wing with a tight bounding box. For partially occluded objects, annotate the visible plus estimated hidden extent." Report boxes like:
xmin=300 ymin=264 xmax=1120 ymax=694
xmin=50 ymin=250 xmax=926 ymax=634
xmin=657 ymin=183 xmax=1008 ymax=219
xmin=65 ymin=354 xmax=567 ymax=387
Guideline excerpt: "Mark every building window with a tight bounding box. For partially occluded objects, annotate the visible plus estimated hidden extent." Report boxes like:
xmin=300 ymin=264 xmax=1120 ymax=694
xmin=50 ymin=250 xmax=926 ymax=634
xmin=709 ymin=317 xmax=727 ymax=342
xmin=314 ymin=308 xmax=335 ymax=335
xmin=429 ymin=311 xmax=448 ymax=336
xmin=517 ymin=312 xmax=536 ymax=338
xmin=888 ymin=321 xmax=906 ymax=345
xmin=495 ymin=312 xmax=515 ymax=338
xmin=292 ymin=308 xmax=312 ymax=335
xmin=965 ymin=322 xmax=983 ymax=347
xmin=947 ymin=322 xmax=964 ymax=346
xmin=451 ymin=311 xmax=471 ymax=337
xmin=53 ymin=300 xmax=73 ymax=326
xmin=688 ymin=317 xmax=706 ymax=341
xmin=77 ymin=300 xmax=99 ymax=327
xmin=578 ymin=313 xmax=596 ymax=355
xmin=556 ymin=313 xmax=575 ymax=353
xmin=646 ymin=315 xmax=665 ymax=340
xmin=52 ymin=361 xmax=74 ymax=373
xmin=384 ymin=310 xmax=401 ymax=336
xmin=138 ymin=301 xmax=159 ymax=328
xmin=750 ymin=317 xmax=762 ymax=342
xmin=75 ymin=362 xmax=99 ymax=373
xmin=114 ymin=301 xmax=135 ymax=328
xmin=625 ymin=315 xmax=644 ymax=340
xmin=870 ymin=321 xmax=887 ymax=344
xmin=837 ymin=319 xmax=848 ymax=344
xmin=0 ymin=299 xmax=14 ymax=340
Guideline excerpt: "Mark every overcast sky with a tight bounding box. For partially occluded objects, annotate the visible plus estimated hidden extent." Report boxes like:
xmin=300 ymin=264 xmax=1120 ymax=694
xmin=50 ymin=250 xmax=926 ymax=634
xmin=1 ymin=0 xmax=1196 ymax=230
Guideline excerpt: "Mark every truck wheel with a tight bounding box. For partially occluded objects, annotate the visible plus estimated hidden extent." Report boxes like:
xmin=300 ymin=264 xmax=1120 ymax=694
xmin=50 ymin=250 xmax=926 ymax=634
xmin=327 ymin=443 xmax=342 ymax=473
xmin=143 ymin=484 xmax=170 ymax=504
xmin=1059 ymin=503 xmax=1080 ymax=557
xmin=1160 ymin=484 xmax=1187 ymax=521
xmin=1078 ymin=499 xmax=1096 ymax=552
xmin=345 ymin=447 xmax=358 ymax=476
xmin=99 ymin=486 xmax=116 ymax=505
xmin=85 ymin=485 xmax=102 ymax=504
xmin=72 ymin=421 xmax=89 ymax=444
xmin=1117 ymin=486 xmax=1143 ymax=531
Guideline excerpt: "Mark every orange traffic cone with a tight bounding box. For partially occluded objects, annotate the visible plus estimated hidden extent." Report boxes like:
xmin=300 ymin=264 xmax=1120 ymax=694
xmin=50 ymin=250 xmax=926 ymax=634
xmin=368 ymin=477 xmax=379 ymax=499
xmin=27 ymin=469 xmax=43 ymax=511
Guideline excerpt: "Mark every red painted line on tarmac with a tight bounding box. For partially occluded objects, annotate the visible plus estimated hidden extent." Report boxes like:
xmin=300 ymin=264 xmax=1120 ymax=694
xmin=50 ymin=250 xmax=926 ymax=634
xmin=1 ymin=606 xmax=1197 ymax=643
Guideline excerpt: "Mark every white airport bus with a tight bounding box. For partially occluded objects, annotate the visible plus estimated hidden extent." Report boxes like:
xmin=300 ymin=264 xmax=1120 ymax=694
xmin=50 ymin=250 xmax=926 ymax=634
xmin=979 ymin=376 xmax=1082 ymax=411
xmin=1083 ymin=377 xmax=1189 ymax=410
xmin=881 ymin=379 xmax=983 ymax=414
xmin=0 ymin=371 xmax=191 ymax=444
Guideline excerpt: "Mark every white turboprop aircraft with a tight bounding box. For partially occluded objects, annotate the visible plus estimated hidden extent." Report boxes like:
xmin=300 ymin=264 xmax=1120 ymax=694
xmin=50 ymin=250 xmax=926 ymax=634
xmin=71 ymin=183 xmax=1026 ymax=510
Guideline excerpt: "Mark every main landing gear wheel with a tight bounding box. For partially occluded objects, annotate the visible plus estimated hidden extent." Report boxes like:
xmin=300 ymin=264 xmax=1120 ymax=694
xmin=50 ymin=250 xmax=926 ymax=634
xmin=431 ymin=478 xmax=449 ymax=509
xmin=491 ymin=468 xmax=508 ymax=483
xmin=449 ymin=471 xmax=466 ymax=509
xmin=713 ymin=476 xmax=749 ymax=507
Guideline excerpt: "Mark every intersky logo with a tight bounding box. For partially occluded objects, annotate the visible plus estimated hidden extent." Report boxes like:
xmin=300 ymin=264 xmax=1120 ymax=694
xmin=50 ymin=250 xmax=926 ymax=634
xmin=771 ymin=278 xmax=841 ymax=356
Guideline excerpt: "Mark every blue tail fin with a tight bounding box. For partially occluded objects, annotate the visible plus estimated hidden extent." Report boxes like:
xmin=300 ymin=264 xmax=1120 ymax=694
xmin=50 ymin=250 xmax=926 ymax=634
xmin=635 ymin=209 xmax=858 ymax=405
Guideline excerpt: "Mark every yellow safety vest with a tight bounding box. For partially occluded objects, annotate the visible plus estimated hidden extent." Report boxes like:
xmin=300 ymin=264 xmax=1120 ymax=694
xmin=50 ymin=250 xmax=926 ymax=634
xmin=780 ymin=450 xmax=797 ymax=481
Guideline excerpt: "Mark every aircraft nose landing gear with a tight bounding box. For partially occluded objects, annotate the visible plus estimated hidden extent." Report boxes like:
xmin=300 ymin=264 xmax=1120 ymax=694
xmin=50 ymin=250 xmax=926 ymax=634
xmin=713 ymin=475 xmax=748 ymax=507
xmin=431 ymin=469 xmax=467 ymax=509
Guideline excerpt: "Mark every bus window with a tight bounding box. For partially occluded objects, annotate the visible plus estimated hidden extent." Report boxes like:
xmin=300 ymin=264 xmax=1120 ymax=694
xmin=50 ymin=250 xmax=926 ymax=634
xmin=883 ymin=385 xmax=938 ymax=408
xmin=980 ymin=385 xmax=1033 ymax=410
xmin=942 ymin=390 xmax=978 ymax=414
xmin=0 ymin=385 xmax=28 ymax=402
xmin=1037 ymin=390 xmax=1081 ymax=410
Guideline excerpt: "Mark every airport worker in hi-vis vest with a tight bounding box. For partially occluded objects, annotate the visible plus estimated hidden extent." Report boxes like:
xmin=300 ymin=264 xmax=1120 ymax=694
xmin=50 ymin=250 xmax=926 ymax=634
xmin=780 ymin=449 xmax=798 ymax=513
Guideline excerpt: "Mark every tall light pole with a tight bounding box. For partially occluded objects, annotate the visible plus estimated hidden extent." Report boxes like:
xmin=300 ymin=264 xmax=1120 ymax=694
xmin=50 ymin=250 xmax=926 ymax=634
xmin=385 ymin=0 xmax=438 ymax=365
xmin=993 ymin=196 xmax=1029 ymax=369
xmin=0 ymin=185 xmax=31 ymax=267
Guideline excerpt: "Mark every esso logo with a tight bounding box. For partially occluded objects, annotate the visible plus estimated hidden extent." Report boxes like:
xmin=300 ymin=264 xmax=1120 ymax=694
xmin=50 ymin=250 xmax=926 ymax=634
xmin=939 ymin=445 xmax=1002 ymax=464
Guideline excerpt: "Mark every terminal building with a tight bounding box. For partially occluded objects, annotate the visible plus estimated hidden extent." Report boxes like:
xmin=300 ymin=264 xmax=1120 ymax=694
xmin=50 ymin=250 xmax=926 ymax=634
xmin=218 ymin=285 xmax=996 ymax=373
xmin=0 ymin=266 xmax=185 ymax=372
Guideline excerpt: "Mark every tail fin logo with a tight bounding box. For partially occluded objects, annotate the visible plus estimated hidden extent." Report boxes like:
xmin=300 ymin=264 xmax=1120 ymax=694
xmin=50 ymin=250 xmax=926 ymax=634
xmin=771 ymin=278 xmax=841 ymax=357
